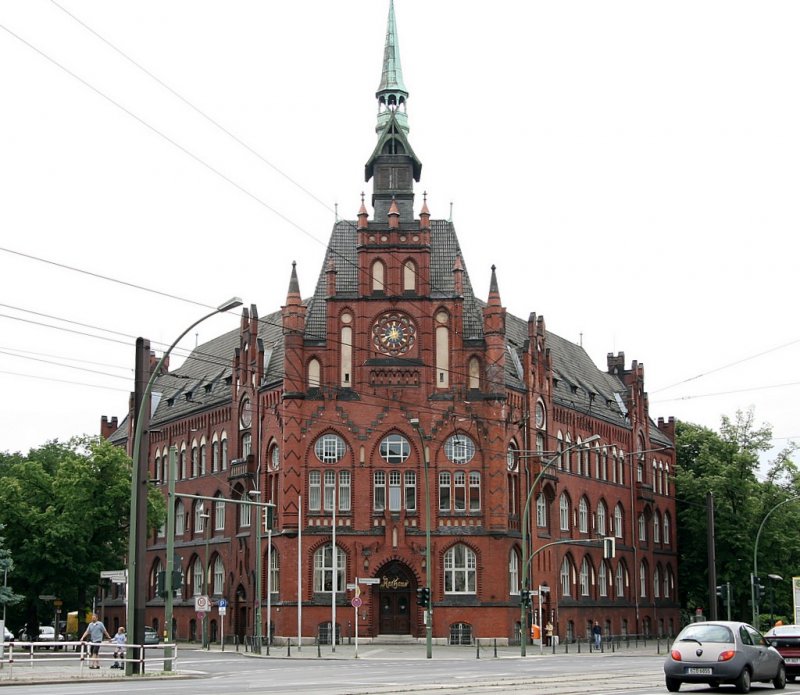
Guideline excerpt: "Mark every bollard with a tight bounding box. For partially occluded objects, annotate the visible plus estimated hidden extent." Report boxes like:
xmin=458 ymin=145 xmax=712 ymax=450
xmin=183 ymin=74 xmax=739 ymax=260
xmin=317 ymin=639 xmax=321 ymax=658
xmin=565 ymin=638 xmax=569 ymax=654
xmin=494 ymin=638 xmax=498 ymax=658
xmin=577 ymin=637 xmax=581 ymax=653
xmin=287 ymin=639 xmax=291 ymax=657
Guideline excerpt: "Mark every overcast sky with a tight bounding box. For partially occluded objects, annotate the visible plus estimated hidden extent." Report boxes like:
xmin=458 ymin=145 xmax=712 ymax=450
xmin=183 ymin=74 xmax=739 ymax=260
xmin=1 ymin=1 xmax=798 ymax=469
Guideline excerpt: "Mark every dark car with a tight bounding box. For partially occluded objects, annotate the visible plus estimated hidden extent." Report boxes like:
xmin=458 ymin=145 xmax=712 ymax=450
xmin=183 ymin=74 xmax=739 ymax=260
xmin=664 ymin=620 xmax=786 ymax=692
xmin=144 ymin=626 xmax=160 ymax=645
xmin=766 ymin=625 xmax=800 ymax=682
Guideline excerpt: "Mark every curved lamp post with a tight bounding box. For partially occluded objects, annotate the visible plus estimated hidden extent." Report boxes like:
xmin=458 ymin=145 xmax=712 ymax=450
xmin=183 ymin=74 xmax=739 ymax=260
xmin=752 ymin=495 xmax=800 ymax=627
xmin=125 ymin=297 xmax=242 ymax=675
xmin=519 ymin=434 xmax=600 ymax=657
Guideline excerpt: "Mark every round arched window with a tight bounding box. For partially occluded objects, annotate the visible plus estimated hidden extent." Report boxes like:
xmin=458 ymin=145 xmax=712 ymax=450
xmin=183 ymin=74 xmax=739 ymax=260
xmin=445 ymin=434 xmax=476 ymax=464
xmin=271 ymin=445 xmax=280 ymax=470
xmin=506 ymin=442 xmax=518 ymax=471
xmin=314 ymin=434 xmax=346 ymax=463
xmin=379 ymin=434 xmax=410 ymax=463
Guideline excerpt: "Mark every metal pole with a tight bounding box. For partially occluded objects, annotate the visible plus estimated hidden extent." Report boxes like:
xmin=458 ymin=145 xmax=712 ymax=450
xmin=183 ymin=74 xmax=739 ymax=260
xmin=411 ymin=420 xmax=433 ymax=659
xmin=251 ymin=491 xmax=262 ymax=654
xmin=125 ymin=298 xmax=241 ymax=676
xmin=707 ymin=492 xmax=717 ymax=620
xmin=331 ymin=480 xmax=337 ymax=652
xmin=200 ymin=509 xmax=210 ymax=648
xmin=297 ymin=494 xmax=302 ymax=651
xmin=266 ymin=527 xmax=272 ymax=651
xmin=164 ymin=445 xmax=176 ymax=671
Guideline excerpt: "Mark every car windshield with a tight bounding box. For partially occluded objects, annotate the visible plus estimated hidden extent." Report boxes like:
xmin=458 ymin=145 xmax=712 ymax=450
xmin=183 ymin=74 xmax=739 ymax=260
xmin=40 ymin=627 xmax=54 ymax=634
xmin=679 ymin=624 xmax=734 ymax=643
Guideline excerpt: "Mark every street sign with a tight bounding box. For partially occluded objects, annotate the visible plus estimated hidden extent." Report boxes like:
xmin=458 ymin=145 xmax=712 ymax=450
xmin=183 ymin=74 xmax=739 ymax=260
xmin=218 ymin=598 xmax=228 ymax=608
xmin=195 ymin=595 xmax=211 ymax=612
xmin=38 ymin=595 xmax=56 ymax=601
xmin=218 ymin=607 xmax=227 ymax=616
xmin=351 ymin=597 xmax=362 ymax=608
xmin=196 ymin=612 xmax=206 ymax=622
xmin=346 ymin=583 xmax=358 ymax=590
xmin=53 ymin=599 xmax=63 ymax=607
xmin=358 ymin=577 xmax=380 ymax=585
xmin=100 ymin=570 xmax=127 ymax=584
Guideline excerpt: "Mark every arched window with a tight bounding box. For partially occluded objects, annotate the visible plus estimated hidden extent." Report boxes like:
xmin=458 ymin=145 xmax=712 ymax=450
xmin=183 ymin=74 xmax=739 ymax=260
xmin=379 ymin=434 xmax=410 ymax=463
xmin=213 ymin=556 xmax=224 ymax=595
xmin=615 ymin=562 xmax=626 ymax=598
xmin=468 ymin=357 xmax=480 ymax=390
xmin=653 ymin=511 xmax=661 ymax=544
xmin=191 ymin=442 xmax=199 ymax=477
xmin=221 ymin=435 xmax=228 ymax=470
xmin=444 ymin=434 xmax=475 ymax=464
xmin=663 ymin=512 xmax=671 ymax=545
xmin=313 ymin=543 xmax=345 ymax=592
xmin=664 ymin=464 xmax=670 ymax=495
xmin=557 ymin=433 xmax=565 ymax=470
xmin=150 ymin=558 xmax=163 ymax=600
xmin=340 ymin=314 xmax=353 ymax=387
xmin=509 ymin=549 xmax=520 ymax=595
xmin=664 ymin=566 xmax=673 ymax=598
xmin=212 ymin=437 xmax=220 ymax=473
xmin=578 ymin=498 xmax=589 ymax=533
xmin=403 ymin=259 xmax=416 ymax=292
xmin=192 ymin=557 xmax=204 ymax=596
xmin=614 ymin=504 xmax=624 ymax=539
xmin=444 ymin=544 xmax=476 ymax=594
xmin=308 ymin=358 xmax=321 ymax=388
xmin=596 ymin=500 xmax=607 ymax=536
xmin=653 ymin=565 xmax=661 ymax=598
xmin=559 ymin=493 xmax=570 ymax=531
xmin=200 ymin=439 xmax=207 ymax=475
xmin=536 ymin=493 xmax=547 ymax=528
xmin=599 ymin=562 xmax=608 ymax=597
xmin=371 ymin=259 xmax=385 ymax=293
xmin=175 ymin=500 xmax=185 ymax=535
xmin=640 ymin=561 xmax=648 ymax=598
xmin=315 ymin=433 xmax=346 ymax=463
xmin=214 ymin=495 xmax=225 ymax=531
xmin=435 ymin=311 xmax=449 ymax=388
xmin=564 ymin=434 xmax=572 ymax=473
xmin=579 ymin=557 xmax=590 ymax=596
xmin=180 ymin=445 xmax=187 ymax=479
xmin=638 ymin=513 xmax=646 ymax=542
xmin=560 ymin=557 xmax=572 ymax=597
xmin=507 ymin=441 xmax=519 ymax=472
xmin=269 ymin=547 xmax=280 ymax=594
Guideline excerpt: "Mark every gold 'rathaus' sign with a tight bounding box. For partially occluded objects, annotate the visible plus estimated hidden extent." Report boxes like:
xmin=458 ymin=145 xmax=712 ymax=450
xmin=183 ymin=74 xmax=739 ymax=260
xmin=380 ymin=576 xmax=410 ymax=590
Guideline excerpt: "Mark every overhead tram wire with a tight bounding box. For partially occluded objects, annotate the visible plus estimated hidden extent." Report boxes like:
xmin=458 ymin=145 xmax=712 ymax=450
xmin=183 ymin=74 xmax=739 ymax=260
xmin=0 ymin=369 xmax=130 ymax=394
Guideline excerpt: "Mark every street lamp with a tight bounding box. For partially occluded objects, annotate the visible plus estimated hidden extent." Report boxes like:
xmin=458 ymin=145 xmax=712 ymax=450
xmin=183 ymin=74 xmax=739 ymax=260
xmin=409 ymin=418 xmax=432 ymax=659
xmin=125 ymin=297 xmax=242 ymax=675
xmin=519 ymin=434 xmax=600 ymax=656
xmin=248 ymin=489 xmax=263 ymax=654
xmin=752 ymin=495 xmax=800 ymax=627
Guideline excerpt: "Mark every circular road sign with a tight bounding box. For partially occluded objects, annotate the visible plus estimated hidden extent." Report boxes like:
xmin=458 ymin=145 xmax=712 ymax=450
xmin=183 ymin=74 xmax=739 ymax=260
xmin=351 ymin=596 xmax=363 ymax=608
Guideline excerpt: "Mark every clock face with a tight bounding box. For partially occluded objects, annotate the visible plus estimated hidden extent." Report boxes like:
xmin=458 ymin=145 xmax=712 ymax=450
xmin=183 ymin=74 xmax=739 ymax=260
xmin=373 ymin=313 xmax=415 ymax=356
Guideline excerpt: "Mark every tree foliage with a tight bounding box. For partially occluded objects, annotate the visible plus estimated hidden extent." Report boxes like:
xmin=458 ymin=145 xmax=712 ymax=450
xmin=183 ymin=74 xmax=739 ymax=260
xmin=0 ymin=437 xmax=165 ymax=632
xmin=675 ymin=409 xmax=800 ymax=627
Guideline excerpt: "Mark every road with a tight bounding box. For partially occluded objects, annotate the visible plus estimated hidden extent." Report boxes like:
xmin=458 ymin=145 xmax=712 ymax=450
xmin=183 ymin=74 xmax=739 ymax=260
xmin=3 ymin=646 xmax=800 ymax=694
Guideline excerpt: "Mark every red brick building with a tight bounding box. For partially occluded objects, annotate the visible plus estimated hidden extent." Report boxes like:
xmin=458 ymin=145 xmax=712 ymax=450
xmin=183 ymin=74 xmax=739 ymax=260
xmin=107 ymin=1 xmax=679 ymax=646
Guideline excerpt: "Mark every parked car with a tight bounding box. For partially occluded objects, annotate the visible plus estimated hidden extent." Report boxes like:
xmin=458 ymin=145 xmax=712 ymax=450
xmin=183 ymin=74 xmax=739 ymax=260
xmin=664 ymin=620 xmax=786 ymax=692
xmin=766 ymin=624 xmax=800 ymax=683
xmin=2 ymin=626 xmax=13 ymax=643
xmin=18 ymin=625 xmax=65 ymax=649
xmin=144 ymin=626 xmax=160 ymax=645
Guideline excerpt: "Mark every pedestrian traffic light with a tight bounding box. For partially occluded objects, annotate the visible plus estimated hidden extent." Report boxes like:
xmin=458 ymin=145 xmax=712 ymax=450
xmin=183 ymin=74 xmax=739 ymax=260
xmin=416 ymin=587 xmax=430 ymax=608
xmin=520 ymin=590 xmax=532 ymax=608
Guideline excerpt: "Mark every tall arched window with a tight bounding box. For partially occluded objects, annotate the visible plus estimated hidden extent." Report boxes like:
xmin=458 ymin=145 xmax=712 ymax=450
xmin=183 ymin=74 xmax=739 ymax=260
xmin=615 ymin=562 xmax=626 ymax=598
xmin=444 ymin=544 xmax=476 ymax=594
xmin=557 ymin=433 xmax=565 ymax=470
xmin=214 ymin=495 xmax=225 ymax=531
xmin=175 ymin=500 xmax=185 ymax=535
xmin=435 ymin=312 xmax=449 ymax=388
xmin=599 ymin=562 xmax=608 ymax=597
xmin=640 ymin=561 xmax=648 ymax=598
xmin=614 ymin=504 xmax=624 ymax=539
xmin=468 ymin=357 xmax=480 ymax=390
xmin=371 ymin=259 xmax=385 ymax=293
xmin=403 ymin=259 xmax=416 ymax=292
xmin=536 ymin=494 xmax=547 ymax=528
xmin=191 ymin=442 xmax=199 ymax=477
xmin=340 ymin=313 xmax=353 ymax=387
xmin=212 ymin=437 xmax=220 ymax=472
xmin=596 ymin=500 xmax=607 ymax=536
xmin=308 ymin=358 xmax=321 ymax=388
xmin=213 ymin=556 xmax=224 ymax=595
xmin=192 ymin=557 xmax=204 ymax=596
xmin=653 ymin=511 xmax=661 ymax=543
xmin=180 ymin=445 xmax=187 ymax=479
xmin=200 ymin=439 xmax=207 ymax=475
xmin=560 ymin=557 xmax=572 ymax=597
xmin=559 ymin=493 xmax=570 ymax=531
xmin=579 ymin=557 xmax=590 ymax=596
xmin=221 ymin=435 xmax=228 ymax=470
xmin=578 ymin=498 xmax=589 ymax=533
xmin=638 ymin=513 xmax=646 ymax=542
xmin=509 ymin=550 xmax=520 ymax=595
xmin=269 ymin=548 xmax=280 ymax=594
xmin=663 ymin=513 xmax=671 ymax=545
xmin=653 ymin=565 xmax=661 ymax=598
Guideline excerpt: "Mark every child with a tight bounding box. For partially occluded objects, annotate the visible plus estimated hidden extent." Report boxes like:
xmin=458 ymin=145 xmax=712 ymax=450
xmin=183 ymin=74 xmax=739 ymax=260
xmin=111 ymin=627 xmax=126 ymax=669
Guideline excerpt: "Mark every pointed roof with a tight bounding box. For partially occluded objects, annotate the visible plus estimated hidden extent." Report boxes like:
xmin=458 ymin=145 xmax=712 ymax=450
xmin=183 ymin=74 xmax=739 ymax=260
xmin=375 ymin=0 xmax=409 ymax=135
xmin=365 ymin=111 xmax=422 ymax=182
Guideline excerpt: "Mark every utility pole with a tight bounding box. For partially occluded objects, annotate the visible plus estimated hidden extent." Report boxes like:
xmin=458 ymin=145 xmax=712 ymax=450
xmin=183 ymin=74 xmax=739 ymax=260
xmin=707 ymin=491 xmax=717 ymax=620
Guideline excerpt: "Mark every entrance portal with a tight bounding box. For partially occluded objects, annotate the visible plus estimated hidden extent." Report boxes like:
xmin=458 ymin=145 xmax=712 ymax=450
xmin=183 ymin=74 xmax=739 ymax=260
xmin=376 ymin=561 xmax=414 ymax=635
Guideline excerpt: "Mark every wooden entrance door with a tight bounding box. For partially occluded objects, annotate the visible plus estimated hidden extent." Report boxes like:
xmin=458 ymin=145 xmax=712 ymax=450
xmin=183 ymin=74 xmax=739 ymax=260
xmin=379 ymin=590 xmax=411 ymax=634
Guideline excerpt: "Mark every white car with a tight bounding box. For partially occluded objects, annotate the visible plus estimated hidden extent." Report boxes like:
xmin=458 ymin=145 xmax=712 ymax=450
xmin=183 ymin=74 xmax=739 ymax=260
xmin=19 ymin=625 xmax=64 ymax=649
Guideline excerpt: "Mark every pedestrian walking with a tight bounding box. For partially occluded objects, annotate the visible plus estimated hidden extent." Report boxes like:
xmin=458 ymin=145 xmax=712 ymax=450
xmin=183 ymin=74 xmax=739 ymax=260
xmin=80 ymin=613 xmax=111 ymax=669
xmin=592 ymin=621 xmax=602 ymax=650
xmin=111 ymin=627 xmax=126 ymax=668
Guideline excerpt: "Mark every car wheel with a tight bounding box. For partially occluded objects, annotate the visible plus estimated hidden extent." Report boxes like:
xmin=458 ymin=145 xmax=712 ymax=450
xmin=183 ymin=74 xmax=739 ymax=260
xmin=665 ymin=676 xmax=681 ymax=692
xmin=735 ymin=666 xmax=751 ymax=693
xmin=773 ymin=663 xmax=786 ymax=690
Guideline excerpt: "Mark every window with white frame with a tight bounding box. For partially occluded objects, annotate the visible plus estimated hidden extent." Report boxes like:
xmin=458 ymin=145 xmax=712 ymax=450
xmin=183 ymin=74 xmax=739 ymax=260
xmin=180 ymin=447 xmax=187 ymax=479
xmin=640 ymin=561 xmax=647 ymax=598
xmin=599 ymin=562 xmax=608 ymax=597
xmin=439 ymin=472 xmax=451 ymax=511
xmin=564 ymin=435 xmax=572 ymax=472
xmin=374 ymin=471 xmax=386 ymax=511
xmin=270 ymin=548 xmax=279 ymax=594
xmin=213 ymin=556 xmax=224 ymax=595
xmin=578 ymin=498 xmax=589 ymax=533
xmin=175 ymin=500 xmax=185 ymax=535
xmin=579 ymin=557 xmax=590 ymax=596
xmin=240 ymin=495 xmax=252 ymax=527
xmin=194 ymin=502 xmax=206 ymax=533
xmin=454 ymin=471 xmax=466 ymax=511
xmin=536 ymin=493 xmax=547 ymax=528
xmin=653 ymin=512 xmax=661 ymax=543
xmin=617 ymin=450 xmax=625 ymax=484
xmin=444 ymin=544 xmax=476 ymax=593
xmin=221 ymin=436 xmax=228 ymax=470
xmin=309 ymin=471 xmax=321 ymax=511
xmin=616 ymin=562 xmax=626 ymax=598
xmin=191 ymin=444 xmax=199 ymax=477
xmin=313 ymin=543 xmax=346 ymax=592
xmin=560 ymin=557 xmax=571 ymax=597
xmin=438 ymin=470 xmax=480 ymax=512
xmin=200 ymin=442 xmax=207 ymax=475
xmin=663 ymin=513 xmax=671 ymax=545
xmin=214 ymin=496 xmax=225 ymax=531
xmin=379 ymin=434 xmax=410 ymax=463
xmin=469 ymin=471 xmax=480 ymax=511
xmin=212 ymin=439 xmax=220 ymax=472
xmin=509 ymin=550 xmax=519 ymax=594
xmin=614 ymin=504 xmax=623 ymax=539
xmin=315 ymin=434 xmax=346 ymax=463
xmin=388 ymin=470 xmax=402 ymax=511
xmin=638 ymin=513 xmax=646 ymax=542
xmin=192 ymin=557 xmax=203 ymax=596
xmin=242 ymin=432 xmax=252 ymax=458
xmin=559 ymin=493 xmax=570 ymax=531
xmin=596 ymin=500 xmax=606 ymax=536
xmin=507 ymin=442 xmax=519 ymax=472
xmin=664 ymin=464 xmax=670 ymax=495
xmin=444 ymin=434 xmax=476 ymax=464
xmin=557 ymin=434 xmax=564 ymax=471
xmin=405 ymin=471 xmax=417 ymax=511
xmin=653 ymin=566 xmax=660 ymax=598
xmin=664 ymin=567 xmax=672 ymax=598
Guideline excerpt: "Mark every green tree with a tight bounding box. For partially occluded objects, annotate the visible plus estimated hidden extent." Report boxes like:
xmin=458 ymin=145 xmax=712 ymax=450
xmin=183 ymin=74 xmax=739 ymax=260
xmin=0 ymin=523 xmax=22 ymax=622
xmin=675 ymin=409 xmax=799 ymax=626
xmin=0 ymin=437 xmax=165 ymax=633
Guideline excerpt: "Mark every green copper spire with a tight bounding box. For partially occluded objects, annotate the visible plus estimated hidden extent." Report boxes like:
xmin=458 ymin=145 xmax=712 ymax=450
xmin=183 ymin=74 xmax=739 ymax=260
xmin=376 ymin=0 xmax=409 ymax=134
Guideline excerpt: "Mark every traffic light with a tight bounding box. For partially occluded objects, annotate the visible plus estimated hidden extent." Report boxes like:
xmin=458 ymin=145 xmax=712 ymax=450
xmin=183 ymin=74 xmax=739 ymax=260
xmin=157 ymin=570 xmax=165 ymax=597
xmin=753 ymin=576 xmax=765 ymax=603
xmin=603 ymin=537 xmax=616 ymax=559
xmin=520 ymin=590 xmax=532 ymax=608
xmin=416 ymin=587 xmax=430 ymax=608
xmin=716 ymin=584 xmax=728 ymax=601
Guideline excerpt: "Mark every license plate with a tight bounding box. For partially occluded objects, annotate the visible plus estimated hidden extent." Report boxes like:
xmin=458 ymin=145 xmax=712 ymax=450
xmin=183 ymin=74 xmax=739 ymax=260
xmin=786 ymin=658 xmax=800 ymax=664
xmin=687 ymin=667 xmax=713 ymax=675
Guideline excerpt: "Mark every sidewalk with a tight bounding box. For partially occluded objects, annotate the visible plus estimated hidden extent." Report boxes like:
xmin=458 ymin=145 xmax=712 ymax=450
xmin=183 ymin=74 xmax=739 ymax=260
xmin=0 ymin=639 xmax=668 ymax=685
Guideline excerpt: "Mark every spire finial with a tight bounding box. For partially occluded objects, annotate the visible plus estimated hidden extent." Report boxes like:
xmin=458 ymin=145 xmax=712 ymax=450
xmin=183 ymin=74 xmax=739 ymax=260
xmin=376 ymin=0 xmax=409 ymax=134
